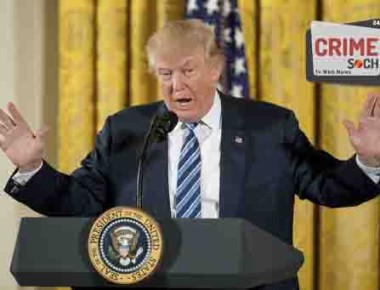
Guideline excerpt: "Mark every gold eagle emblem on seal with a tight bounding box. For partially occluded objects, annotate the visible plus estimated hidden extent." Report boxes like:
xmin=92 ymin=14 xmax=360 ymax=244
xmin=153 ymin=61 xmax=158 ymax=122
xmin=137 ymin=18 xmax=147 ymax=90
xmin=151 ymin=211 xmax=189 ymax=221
xmin=88 ymin=207 xmax=163 ymax=284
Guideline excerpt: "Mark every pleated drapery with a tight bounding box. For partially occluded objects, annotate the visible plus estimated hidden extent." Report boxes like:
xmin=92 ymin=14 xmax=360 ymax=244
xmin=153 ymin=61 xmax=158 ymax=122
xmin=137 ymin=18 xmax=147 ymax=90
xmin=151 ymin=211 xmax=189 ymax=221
xmin=58 ymin=0 xmax=184 ymax=173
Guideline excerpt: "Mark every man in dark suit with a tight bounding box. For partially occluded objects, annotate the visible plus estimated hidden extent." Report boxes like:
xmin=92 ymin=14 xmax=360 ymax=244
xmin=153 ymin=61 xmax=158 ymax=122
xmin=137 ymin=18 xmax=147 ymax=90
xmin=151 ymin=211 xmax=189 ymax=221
xmin=1 ymin=19 xmax=379 ymax=290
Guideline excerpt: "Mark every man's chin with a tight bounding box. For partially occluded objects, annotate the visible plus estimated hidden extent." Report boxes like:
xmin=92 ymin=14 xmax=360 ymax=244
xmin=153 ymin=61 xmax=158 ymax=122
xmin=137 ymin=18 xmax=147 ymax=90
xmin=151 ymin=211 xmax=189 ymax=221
xmin=175 ymin=111 xmax=201 ymax=123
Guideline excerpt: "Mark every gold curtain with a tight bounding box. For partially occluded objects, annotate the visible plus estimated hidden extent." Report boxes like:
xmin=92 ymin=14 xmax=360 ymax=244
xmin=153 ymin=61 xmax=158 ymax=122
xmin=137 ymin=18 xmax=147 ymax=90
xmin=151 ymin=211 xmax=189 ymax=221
xmin=319 ymin=1 xmax=380 ymax=290
xmin=259 ymin=1 xmax=316 ymax=289
xmin=57 ymin=1 xmax=379 ymax=290
xmin=129 ymin=0 xmax=184 ymax=106
xmin=58 ymin=0 xmax=184 ymax=171
xmin=58 ymin=0 xmax=95 ymax=173
xmin=96 ymin=0 xmax=127 ymax=131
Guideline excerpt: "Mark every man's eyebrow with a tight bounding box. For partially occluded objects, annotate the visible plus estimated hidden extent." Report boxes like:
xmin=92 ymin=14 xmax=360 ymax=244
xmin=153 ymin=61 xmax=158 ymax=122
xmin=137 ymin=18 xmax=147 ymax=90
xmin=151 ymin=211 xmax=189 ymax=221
xmin=181 ymin=60 xmax=196 ymax=67
xmin=182 ymin=59 xmax=196 ymax=67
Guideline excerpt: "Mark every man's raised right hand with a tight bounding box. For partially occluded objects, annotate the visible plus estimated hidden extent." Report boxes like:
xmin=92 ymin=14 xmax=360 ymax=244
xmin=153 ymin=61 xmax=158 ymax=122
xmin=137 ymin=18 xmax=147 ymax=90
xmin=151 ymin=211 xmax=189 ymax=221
xmin=0 ymin=102 xmax=48 ymax=172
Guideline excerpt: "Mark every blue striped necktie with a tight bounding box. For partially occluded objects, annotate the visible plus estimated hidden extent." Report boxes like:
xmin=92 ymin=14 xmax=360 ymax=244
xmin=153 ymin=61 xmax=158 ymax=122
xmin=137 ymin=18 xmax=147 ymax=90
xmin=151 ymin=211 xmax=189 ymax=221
xmin=175 ymin=123 xmax=201 ymax=218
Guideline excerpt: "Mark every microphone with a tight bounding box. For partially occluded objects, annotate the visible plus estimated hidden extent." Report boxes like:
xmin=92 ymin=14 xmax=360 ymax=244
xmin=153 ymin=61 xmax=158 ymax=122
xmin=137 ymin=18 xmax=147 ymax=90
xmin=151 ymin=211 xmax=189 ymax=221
xmin=136 ymin=111 xmax=178 ymax=209
xmin=150 ymin=111 xmax=178 ymax=143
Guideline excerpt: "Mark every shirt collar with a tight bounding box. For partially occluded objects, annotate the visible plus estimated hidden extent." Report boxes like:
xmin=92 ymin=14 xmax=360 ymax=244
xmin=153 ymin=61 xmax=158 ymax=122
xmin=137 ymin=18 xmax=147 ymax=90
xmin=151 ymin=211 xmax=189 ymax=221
xmin=201 ymin=91 xmax=221 ymax=130
xmin=171 ymin=91 xmax=221 ymax=134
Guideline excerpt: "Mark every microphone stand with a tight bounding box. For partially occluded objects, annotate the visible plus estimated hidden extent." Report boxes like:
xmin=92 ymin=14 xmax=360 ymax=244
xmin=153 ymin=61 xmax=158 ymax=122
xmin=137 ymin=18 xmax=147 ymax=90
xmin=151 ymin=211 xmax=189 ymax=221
xmin=136 ymin=112 xmax=178 ymax=209
xmin=136 ymin=154 xmax=147 ymax=209
xmin=136 ymin=117 xmax=157 ymax=209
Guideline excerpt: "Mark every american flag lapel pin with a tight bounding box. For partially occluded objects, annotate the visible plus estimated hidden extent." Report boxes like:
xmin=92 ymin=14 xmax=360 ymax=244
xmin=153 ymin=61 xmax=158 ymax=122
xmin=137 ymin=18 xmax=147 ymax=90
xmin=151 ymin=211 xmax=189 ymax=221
xmin=234 ymin=136 xmax=243 ymax=144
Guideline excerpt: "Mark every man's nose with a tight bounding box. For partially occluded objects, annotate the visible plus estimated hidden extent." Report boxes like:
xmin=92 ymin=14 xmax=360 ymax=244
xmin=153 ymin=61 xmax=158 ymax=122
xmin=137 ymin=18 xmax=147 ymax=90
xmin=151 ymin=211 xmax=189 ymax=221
xmin=172 ymin=72 xmax=186 ymax=91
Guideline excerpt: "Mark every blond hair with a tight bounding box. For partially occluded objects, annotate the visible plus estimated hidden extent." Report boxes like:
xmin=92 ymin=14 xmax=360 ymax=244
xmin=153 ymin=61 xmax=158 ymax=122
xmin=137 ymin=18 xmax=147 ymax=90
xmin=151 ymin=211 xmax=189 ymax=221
xmin=146 ymin=19 xmax=224 ymax=70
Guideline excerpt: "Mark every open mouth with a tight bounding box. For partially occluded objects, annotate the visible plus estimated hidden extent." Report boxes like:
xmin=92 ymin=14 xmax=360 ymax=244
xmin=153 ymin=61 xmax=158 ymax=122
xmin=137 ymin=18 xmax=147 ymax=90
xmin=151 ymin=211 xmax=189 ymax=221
xmin=176 ymin=98 xmax=192 ymax=103
xmin=175 ymin=98 xmax=193 ymax=108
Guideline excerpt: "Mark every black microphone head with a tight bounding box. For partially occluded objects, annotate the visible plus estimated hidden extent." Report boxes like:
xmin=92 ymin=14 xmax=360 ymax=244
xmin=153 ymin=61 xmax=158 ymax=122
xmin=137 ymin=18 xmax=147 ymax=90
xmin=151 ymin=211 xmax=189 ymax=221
xmin=151 ymin=111 xmax=178 ymax=142
xmin=165 ymin=111 xmax=178 ymax=133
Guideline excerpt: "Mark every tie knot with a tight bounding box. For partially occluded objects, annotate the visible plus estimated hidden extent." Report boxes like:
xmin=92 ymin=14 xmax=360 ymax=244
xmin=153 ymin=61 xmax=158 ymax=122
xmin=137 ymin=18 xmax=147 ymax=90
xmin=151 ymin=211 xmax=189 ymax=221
xmin=185 ymin=122 xmax=198 ymax=131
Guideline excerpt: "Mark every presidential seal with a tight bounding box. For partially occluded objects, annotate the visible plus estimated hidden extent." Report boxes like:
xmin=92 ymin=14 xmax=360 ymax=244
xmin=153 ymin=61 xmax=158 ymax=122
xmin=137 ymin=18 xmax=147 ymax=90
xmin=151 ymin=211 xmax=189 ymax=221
xmin=88 ymin=207 xmax=163 ymax=284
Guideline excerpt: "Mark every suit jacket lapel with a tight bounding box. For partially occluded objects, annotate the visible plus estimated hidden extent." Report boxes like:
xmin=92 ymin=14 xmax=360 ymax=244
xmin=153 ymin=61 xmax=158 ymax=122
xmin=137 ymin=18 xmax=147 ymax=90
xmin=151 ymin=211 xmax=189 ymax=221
xmin=219 ymin=93 xmax=247 ymax=218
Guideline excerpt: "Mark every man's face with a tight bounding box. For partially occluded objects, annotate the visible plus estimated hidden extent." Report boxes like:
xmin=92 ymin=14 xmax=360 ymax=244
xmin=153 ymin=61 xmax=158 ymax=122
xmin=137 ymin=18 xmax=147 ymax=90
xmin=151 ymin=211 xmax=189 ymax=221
xmin=154 ymin=49 xmax=221 ymax=122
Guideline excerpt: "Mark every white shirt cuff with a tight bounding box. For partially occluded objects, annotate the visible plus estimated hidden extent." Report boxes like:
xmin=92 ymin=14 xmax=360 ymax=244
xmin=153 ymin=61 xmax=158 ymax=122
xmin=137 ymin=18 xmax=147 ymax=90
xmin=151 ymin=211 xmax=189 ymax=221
xmin=12 ymin=162 xmax=44 ymax=186
xmin=355 ymin=155 xmax=380 ymax=184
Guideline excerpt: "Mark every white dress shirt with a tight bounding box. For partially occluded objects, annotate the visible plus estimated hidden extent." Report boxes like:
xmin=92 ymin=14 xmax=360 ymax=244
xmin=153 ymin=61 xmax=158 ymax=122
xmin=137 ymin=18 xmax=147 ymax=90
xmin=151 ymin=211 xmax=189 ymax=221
xmin=11 ymin=92 xmax=380 ymax=214
xmin=168 ymin=92 xmax=221 ymax=218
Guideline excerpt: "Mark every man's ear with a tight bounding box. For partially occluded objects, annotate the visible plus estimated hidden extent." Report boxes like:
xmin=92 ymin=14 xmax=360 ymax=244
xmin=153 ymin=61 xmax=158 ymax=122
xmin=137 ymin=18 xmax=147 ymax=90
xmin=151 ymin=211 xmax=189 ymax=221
xmin=210 ymin=57 xmax=224 ymax=82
